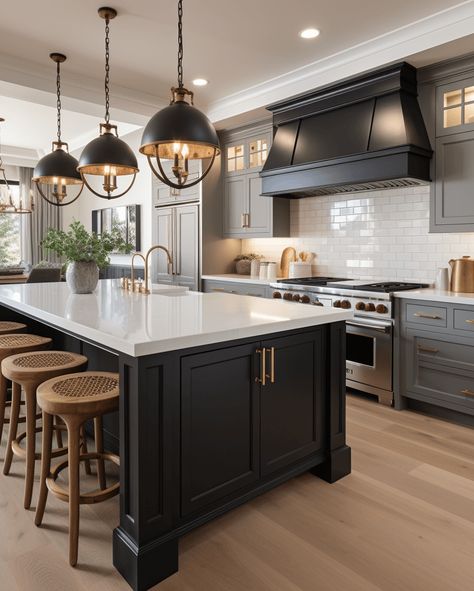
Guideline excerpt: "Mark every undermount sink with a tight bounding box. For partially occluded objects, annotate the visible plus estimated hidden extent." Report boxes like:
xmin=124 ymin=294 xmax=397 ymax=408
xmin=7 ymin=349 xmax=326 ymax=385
xmin=150 ymin=284 xmax=189 ymax=295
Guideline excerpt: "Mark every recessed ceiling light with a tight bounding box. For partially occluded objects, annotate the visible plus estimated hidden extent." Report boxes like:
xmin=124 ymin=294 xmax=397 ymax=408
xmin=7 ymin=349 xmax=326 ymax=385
xmin=299 ymin=28 xmax=320 ymax=39
xmin=192 ymin=78 xmax=208 ymax=87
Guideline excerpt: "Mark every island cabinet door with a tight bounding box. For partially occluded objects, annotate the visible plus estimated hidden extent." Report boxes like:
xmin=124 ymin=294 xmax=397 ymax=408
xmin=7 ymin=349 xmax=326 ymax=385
xmin=260 ymin=330 xmax=325 ymax=476
xmin=181 ymin=343 xmax=260 ymax=516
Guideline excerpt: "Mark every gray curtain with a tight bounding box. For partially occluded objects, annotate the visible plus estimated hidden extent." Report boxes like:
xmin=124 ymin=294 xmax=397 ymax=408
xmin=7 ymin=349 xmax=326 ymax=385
xmin=20 ymin=167 xmax=62 ymax=266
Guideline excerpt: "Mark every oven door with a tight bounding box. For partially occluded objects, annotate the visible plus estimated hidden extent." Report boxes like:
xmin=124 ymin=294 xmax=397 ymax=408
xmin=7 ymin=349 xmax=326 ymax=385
xmin=345 ymin=317 xmax=392 ymax=393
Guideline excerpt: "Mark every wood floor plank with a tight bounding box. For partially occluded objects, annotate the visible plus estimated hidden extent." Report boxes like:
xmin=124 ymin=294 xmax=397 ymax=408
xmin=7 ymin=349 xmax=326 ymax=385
xmin=1 ymin=396 xmax=474 ymax=591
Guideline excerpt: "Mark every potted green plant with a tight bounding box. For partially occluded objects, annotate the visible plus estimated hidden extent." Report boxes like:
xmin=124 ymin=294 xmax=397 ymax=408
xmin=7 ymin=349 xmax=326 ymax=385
xmin=234 ymin=253 xmax=262 ymax=275
xmin=42 ymin=220 xmax=133 ymax=294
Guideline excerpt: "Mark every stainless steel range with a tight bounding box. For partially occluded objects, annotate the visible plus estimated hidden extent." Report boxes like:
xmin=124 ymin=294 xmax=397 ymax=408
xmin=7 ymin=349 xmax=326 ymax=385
xmin=270 ymin=277 xmax=428 ymax=406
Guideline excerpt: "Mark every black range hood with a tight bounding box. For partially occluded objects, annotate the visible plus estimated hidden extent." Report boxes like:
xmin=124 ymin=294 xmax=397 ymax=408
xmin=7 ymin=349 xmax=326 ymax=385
xmin=260 ymin=62 xmax=433 ymax=198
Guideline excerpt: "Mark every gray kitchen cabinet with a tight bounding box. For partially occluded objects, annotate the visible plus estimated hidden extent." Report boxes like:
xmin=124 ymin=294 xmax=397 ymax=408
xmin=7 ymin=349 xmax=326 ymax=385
xmin=395 ymin=297 xmax=474 ymax=421
xmin=202 ymin=279 xmax=269 ymax=298
xmin=153 ymin=204 xmax=199 ymax=290
xmin=152 ymin=159 xmax=201 ymax=207
xmin=222 ymin=123 xmax=289 ymax=238
xmin=419 ymin=57 xmax=474 ymax=232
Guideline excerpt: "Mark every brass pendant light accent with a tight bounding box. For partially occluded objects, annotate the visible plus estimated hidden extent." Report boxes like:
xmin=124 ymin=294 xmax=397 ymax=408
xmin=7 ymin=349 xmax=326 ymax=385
xmin=77 ymin=7 xmax=138 ymax=199
xmin=0 ymin=118 xmax=33 ymax=214
xmin=139 ymin=0 xmax=220 ymax=190
xmin=32 ymin=53 xmax=84 ymax=207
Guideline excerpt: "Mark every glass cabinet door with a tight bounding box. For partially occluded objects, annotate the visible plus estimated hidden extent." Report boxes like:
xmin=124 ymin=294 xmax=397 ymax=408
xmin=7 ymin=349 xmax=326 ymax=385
xmin=226 ymin=144 xmax=245 ymax=173
xmin=438 ymin=80 xmax=474 ymax=134
xmin=248 ymin=136 xmax=269 ymax=169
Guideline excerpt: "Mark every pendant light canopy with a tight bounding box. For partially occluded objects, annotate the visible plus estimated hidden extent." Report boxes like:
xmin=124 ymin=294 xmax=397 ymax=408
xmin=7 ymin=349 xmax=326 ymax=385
xmin=32 ymin=53 xmax=84 ymax=207
xmin=78 ymin=7 xmax=138 ymax=199
xmin=139 ymin=0 xmax=220 ymax=190
xmin=0 ymin=118 xmax=33 ymax=214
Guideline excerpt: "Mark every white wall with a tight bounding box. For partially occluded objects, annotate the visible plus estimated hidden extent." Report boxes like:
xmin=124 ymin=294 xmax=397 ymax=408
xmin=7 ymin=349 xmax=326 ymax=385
xmin=242 ymin=185 xmax=474 ymax=284
xmin=63 ymin=128 xmax=150 ymax=265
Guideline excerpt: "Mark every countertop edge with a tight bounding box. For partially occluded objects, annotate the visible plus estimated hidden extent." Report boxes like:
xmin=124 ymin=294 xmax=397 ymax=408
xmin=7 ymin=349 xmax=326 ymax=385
xmin=201 ymin=274 xmax=276 ymax=286
xmin=394 ymin=289 xmax=474 ymax=305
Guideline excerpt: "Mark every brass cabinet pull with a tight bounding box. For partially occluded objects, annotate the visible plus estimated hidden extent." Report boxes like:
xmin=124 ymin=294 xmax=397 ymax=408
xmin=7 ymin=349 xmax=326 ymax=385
xmin=212 ymin=288 xmax=225 ymax=292
xmin=413 ymin=313 xmax=442 ymax=320
xmin=465 ymin=319 xmax=474 ymax=324
xmin=417 ymin=345 xmax=439 ymax=354
xmin=245 ymin=213 xmax=250 ymax=228
xmin=256 ymin=348 xmax=266 ymax=386
xmin=461 ymin=388 xmax=474 ymax=398
xmin=241 ymin=213 xmax=246 ymax=228
xmin=269 ymin=347 xmax=275 ymax=383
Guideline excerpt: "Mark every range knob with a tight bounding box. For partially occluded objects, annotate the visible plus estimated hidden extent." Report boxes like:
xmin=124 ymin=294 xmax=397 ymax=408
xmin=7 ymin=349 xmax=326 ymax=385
xmin=355 ymin=302 xmax=366 ymax=311
xmin=365 ymin=303 xmax=376 ymax=312
xmin=313 ymin=301 xmax=324 ymax=306
xmin=292 ymin=294 xmax=301 ymax=302
xmin=273 ymin=291 xmax=282 ymax=299
xmin=301 ymin=295 xmax=311 ymax=304
xmin=283 ymin=292 xmax=293 ymax=301
xmin=333 ymin=300 xmax=341 ymax=308
xmin=341 ymin=299 xmax=351 ymax=309
xmin=376 ymin=304 xmax=388 ymax=314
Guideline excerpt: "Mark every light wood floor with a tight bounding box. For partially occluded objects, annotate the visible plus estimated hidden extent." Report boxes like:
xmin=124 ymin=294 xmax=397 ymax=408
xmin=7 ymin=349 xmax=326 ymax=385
xmin=1 ymin=394 xmax=474 ymax=591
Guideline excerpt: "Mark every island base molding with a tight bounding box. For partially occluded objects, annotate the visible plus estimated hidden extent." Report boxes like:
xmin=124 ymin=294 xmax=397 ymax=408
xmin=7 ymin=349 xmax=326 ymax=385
xmin=113 ymin=446 xmax=349 ymax=590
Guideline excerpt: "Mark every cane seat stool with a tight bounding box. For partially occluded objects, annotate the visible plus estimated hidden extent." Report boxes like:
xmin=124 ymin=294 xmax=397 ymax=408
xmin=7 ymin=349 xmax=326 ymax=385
xmin=2 ymin=350 xmax=88 ymax=509
xmin=35 ymin=371 xmax=120 ymax=567
xmin=0 ymin=321 xmax=27 ymax=335
xmin=0 ymin=333 xmax=51 ymax=449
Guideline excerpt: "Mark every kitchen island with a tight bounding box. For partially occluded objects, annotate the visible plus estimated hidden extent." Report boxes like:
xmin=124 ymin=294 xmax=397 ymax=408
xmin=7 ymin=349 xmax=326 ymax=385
xmin=0 ymin=280 xmax=352 ymax=591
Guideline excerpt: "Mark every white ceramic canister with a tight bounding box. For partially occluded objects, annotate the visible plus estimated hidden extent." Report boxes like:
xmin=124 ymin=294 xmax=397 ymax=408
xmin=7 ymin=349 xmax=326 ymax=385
xmin=267 ymin=262 xmax=278 ymax=281
xmin=435 ymin=267 xmax=449 ymax=291
xmin=250 ymin=259 xmax=261 ymax=278
xmin=259 ymin=262 xmax=269 ymax=280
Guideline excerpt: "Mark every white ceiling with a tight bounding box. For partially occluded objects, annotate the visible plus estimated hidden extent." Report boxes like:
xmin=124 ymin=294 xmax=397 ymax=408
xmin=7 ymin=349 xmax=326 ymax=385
xmin=0 ymin=0 xmax=474 ymax=150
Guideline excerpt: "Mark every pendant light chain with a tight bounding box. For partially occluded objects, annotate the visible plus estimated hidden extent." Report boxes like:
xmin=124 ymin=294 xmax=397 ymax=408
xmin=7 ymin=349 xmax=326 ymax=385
xmin=177 ymin=0 xmax=184 ymax=88
xmin=104 ymin=15 xmax=111 ymax=124
xmin=56 ymin=60 xmax=62 ymax=143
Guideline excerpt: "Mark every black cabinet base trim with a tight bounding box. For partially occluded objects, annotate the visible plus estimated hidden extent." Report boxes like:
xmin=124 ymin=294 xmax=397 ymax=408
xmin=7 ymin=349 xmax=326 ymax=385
xmin=310 ymin=445 xmax=351 ymax=483
xmin=113 ymin=527 xmax=178 ymax=591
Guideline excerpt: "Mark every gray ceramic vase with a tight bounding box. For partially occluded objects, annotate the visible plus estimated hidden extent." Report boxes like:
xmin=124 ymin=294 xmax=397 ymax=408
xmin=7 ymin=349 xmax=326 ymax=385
xmin=66 ymin=261 xmax=99 ymax=294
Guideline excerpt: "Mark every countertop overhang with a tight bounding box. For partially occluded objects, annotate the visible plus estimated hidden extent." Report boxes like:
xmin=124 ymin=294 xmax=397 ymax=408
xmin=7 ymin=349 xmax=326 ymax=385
xmin=0 ymin=280 xmax=352 ymax=357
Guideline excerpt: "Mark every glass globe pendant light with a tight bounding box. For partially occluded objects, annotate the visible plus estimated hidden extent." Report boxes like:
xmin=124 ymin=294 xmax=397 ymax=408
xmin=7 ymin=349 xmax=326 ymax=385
xmin=78 ymin=7 xmax=138 ymax=199
xmin=0 ymin=118 xmax=33 ymax=214
xmin=32 ymin=53 xmax=84 ymax=206
xmin=139 ymin=0 xmax=220 ymax=190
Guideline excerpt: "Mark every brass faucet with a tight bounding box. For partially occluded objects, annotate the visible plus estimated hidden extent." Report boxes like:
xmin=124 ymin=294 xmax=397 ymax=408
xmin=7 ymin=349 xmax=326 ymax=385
xmin=121 ymin=245 xmax=174 ymax=294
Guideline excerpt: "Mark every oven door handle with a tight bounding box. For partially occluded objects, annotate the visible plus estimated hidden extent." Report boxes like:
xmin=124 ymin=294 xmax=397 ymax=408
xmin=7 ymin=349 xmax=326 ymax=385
xmin=346 ymin=320 xmax=391 ymax=334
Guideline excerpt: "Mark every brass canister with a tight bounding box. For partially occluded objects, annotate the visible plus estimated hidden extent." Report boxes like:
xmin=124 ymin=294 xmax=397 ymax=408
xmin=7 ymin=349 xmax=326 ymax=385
xmin=449 ymin=256 xmax=474 ymax=292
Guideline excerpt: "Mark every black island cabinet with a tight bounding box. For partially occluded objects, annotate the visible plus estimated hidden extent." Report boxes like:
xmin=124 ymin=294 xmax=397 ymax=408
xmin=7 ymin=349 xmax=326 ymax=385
xmin=0 ymin=284 xmax=350 ymax=591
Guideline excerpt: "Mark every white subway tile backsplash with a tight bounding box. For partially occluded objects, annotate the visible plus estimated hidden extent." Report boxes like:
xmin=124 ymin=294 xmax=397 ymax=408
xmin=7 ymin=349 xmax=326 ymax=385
xmin=242 ymin=186 xmax=474 ymax=284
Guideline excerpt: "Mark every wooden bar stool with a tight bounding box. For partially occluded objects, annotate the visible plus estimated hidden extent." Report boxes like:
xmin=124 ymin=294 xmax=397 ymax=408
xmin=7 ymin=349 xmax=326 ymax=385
xmin=35 ymin=371 xmax=120 ymax=567
xmin=2 ymin=350 xmax=88 ymax=509
xmin=0 ymin=334 xmax=51 ymax=448
xmin=0 ymin=321 xmax=27 ymax=335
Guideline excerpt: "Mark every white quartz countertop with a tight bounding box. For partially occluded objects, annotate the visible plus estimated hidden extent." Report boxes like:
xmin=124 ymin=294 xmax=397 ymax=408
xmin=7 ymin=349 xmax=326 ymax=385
xmin=394 ymin=288 xmax=474 ymax=305
xmin=0 ymin=280 xmax=352 ymax=357
xmin=202 ymin=274 xmax=277 ymax=285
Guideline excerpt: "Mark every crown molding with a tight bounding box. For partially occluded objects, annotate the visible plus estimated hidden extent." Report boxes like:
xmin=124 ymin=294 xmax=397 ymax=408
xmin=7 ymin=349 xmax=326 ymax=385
xmin=0 ymin=53 xmax=166 ymax=126
xmin=206 ymin=1 xmax=474 ymax=123
xmin=2 ymin=144 xmax=39 ymax=168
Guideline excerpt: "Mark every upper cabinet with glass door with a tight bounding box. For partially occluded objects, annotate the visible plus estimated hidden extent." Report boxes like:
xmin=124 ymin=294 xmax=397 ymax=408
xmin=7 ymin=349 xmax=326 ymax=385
xmin=437 ymin=79 xmax=474 ymax=136
xmin=225 ymin=130 xmax=271 ymax=176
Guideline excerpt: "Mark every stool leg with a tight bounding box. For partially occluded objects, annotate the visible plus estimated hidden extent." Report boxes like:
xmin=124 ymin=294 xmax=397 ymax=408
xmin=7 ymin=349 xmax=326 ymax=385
xmin=94 ymin=416 xmax=106 ymax=490
xmin=24 ymin=384 xmax=38 ymax=509
xmin=0 ymin=373 xmax=7 ymax=447
xmin=35 ymin=411 xmax=53 ymax=527
xmin=80 ymin=426 xmax=92 ymax=476
xmin=3 ymin=382 xmax=21 ymax=475
xmin=55 ymin=416 xmax=64 ymax=449
xmin=66 ymin=416 xmax=82 ymax=567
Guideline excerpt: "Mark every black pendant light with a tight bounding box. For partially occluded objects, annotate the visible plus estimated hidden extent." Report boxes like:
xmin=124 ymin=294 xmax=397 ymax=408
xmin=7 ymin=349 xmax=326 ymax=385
xmin=139 ymin=0 xmax=220 ymax=190
xmin=78 ymin=7 xmax=138 ymax=199
xmin=32 ymin=53 xmax=84 ymax=207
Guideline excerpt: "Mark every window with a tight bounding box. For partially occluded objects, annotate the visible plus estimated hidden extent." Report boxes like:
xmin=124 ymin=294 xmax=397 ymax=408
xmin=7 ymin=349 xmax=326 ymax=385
xmin=443 ymin=85 xmax=474 ymax=128
xmin=0 ymin=182 xmax=22 ymax=265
